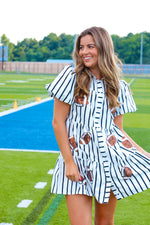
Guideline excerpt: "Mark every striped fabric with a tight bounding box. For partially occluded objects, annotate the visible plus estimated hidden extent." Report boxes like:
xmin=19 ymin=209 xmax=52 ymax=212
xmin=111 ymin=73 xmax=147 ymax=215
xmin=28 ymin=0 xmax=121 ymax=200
xmin=46 ymin=65 xmax=150 ymax=204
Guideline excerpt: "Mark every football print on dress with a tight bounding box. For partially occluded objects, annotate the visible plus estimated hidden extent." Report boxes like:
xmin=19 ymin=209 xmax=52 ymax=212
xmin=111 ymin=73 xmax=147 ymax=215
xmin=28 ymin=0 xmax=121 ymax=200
xmin=107 ymin=134 xmax=117 ymax=146
xmin=74 ymin=94 xmax=89 ymax=106
xmin=79 ymin=132 xmax=92 ymax=145
xmin=122 ymin=137 xmax=133 ymax=149
xmin=87 ymin=166 xmax=93 ymax=183
xmin=68 ymin=136 xmax=78 ymax=151
xmin=121 ymin=166 xmax=133 ymax=179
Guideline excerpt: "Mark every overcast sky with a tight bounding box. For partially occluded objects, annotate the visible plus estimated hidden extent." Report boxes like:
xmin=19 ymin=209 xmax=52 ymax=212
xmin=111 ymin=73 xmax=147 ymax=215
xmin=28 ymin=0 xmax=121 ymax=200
xmin=0 ymin=0 xmax=149 ymax=44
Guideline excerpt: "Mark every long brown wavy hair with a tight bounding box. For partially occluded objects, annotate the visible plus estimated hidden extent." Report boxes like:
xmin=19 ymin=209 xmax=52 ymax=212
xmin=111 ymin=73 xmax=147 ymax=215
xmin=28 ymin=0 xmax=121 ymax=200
xmin=73 ymin=26 xmax=122 ymax=109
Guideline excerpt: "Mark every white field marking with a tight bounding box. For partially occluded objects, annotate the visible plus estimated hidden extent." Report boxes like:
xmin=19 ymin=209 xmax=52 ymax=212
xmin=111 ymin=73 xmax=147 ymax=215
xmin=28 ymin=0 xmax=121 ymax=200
xmin=28 ymin=78 xmax=45 ymax=81
xmin=128 ymin=78 xmax=135 ymax=86
xmin=47 ymin=169 xmax=54 ymax=175
xmin=17 ymin=200 xmax=33 ymax=208
xmin=34 ymin=182 xmax=47 ymax=189
xmin=29 ymin=90 xmax=43 ymax=92
xmin=0 ymin=223 xmax=13 ymax=225
xmin=0 ymin=98 xmax=13 ymax=100
xmin=6 ymin=80 xmax=28 ymax=83
xmin=0 ymin=83 xmax=5 ymax=85
xmin=0 ymin=97 xmax=52 ymax=117
xmin=0 ymin=148 xmax=59 ymax=153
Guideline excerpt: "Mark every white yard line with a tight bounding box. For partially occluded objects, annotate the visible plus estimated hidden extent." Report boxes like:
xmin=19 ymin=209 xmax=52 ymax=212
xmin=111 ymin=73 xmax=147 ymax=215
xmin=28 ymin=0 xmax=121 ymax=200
xmin=7 ymin=80 xmax=29 ymax=83
xmin=0 ymin=223 xmax=13 ymax=225
xmin=47 ymin=169 xmax=54 ymax=175
xmin=128 ymin=78 xmax=136 ymax=86
xmin=0 ymin=148 xmax=59 ymax=153
xmin=17 ymin=200 xmax=33 ymax=208
xmin=34 ymin=182 xmax=47 ymax=189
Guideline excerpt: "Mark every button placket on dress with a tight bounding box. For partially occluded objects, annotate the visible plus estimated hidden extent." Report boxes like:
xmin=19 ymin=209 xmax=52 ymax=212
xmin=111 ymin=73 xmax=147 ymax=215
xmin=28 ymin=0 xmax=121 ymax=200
xmin=94 ymin=79 xmax=112 ymax=202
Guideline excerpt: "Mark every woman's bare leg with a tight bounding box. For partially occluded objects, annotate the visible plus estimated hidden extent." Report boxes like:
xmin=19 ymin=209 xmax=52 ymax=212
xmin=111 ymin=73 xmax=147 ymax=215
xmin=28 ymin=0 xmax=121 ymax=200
xmin=94 ymin=190 xmax=117 ymax=225
xmin=65 ymin=194 xmax=92 ymax=225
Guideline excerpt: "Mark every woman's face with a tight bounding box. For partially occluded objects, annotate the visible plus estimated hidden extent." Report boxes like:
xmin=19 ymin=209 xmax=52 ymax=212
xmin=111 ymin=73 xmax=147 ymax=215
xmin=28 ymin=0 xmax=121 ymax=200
xmin=79 ymin=34 xmax=99 ymax=72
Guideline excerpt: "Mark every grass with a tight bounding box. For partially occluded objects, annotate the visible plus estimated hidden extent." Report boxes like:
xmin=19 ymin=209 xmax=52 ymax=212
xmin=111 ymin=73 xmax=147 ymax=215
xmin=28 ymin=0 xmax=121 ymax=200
xmin=115 ymin=191 xmax=150 ymax=225
xmin=0 ymin=73 xmax=150 ymax=224
xmin=0 ymin=72 xmax=56 ymax=111
xmin=1 ymin=151 xmax=150 ymax=225
xmin=0 ymin=150 xmax=59 ymax=224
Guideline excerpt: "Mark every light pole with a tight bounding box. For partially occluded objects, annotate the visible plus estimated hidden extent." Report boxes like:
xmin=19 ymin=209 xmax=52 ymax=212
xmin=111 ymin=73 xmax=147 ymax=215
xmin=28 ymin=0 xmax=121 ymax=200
xmin=74 ymin=34 xmax=78 ymax=50
xmin=140 ymin=32 xmax=143 ymax=65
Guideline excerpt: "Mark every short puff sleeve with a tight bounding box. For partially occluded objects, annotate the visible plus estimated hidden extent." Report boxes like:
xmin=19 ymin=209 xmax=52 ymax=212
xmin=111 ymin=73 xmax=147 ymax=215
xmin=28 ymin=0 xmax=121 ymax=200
xmin=114 ymin=80 xmax=137 ymax=117
xmin=45 ymin=65 xmax=76 ymax=105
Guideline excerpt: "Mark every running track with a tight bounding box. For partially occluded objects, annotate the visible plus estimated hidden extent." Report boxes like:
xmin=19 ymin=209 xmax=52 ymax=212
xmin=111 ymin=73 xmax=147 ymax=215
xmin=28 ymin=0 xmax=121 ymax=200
xmin=0 ymin=99 xmax=59 ymax=152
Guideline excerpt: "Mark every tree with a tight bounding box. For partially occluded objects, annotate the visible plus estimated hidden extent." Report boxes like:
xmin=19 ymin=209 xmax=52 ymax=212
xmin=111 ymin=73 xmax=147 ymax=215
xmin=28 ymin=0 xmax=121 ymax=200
xmin=8 ymin=42 xmax=15 ymax=61
xmin=112 ymin=33 xmax=142 ymax=64
xmin=2 ymin=31 xmax=150 ymax=63
xmin=0 ymin=34 xmax=15 ymax=61
xmin=13 ymin=46 xmax=26 ymax=61
xmin=142 ymin=32 xmax=150 ymax=64
xmin=0 ymin=34 xmax=10 ymax=45
xmin=41 ymin=33 xmax=60 ymax=50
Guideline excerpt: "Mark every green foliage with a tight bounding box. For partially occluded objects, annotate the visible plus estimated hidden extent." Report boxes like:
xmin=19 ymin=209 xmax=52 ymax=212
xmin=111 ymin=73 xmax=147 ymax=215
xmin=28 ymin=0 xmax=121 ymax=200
xmin=112 ymin=32 xmax=150 ymax=64
xmin=0 ymin=34 xmax=10 ymax=45
xmin=1 ymin=33 xmax=74 ymax=62
xmin=1 ymin=31 xmax=150 ymax=63
xmin=0 ymin=34 xmax=15 ymax=61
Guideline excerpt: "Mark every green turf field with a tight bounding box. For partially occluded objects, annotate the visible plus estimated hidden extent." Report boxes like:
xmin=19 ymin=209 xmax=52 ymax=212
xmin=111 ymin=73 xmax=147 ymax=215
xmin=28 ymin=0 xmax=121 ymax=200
xmin=0 ymin=73 xmax=150 ymax=225
xmin=0 ymin=72 xmax=56 ymax=112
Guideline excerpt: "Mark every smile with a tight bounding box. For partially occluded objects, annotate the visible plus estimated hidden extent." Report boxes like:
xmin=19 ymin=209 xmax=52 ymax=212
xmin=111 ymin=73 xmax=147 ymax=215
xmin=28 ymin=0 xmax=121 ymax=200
xmin=84 ymin=57 xmax=92 ymax=61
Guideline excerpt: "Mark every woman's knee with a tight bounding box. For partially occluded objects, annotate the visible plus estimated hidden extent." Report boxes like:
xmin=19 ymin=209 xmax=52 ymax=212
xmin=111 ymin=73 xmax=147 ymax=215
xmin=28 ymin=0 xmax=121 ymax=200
xmin=94 ymin=192 xmax=116 ymax=225
xmin=66 ymin=195 xmax=92 ymax=225
xmin=94 ymin=217 xmax=114 ymax=225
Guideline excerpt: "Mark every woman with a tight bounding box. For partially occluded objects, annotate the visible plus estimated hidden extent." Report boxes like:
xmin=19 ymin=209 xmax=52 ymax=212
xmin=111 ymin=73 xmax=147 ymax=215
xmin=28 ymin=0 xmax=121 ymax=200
xmin=46 ymin=27 xmax=150 ymax=225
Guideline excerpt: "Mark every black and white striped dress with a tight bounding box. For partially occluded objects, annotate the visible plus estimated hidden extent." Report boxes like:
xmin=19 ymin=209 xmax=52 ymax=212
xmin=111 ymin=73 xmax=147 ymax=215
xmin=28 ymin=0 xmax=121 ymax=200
xmin=46 ymin=65 xmax=150 ymax=204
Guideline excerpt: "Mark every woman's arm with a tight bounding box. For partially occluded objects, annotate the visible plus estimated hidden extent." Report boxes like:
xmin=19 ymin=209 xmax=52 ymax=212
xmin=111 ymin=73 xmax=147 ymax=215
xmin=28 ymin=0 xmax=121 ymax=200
xmin=52 ymin=98 xmax=81 ymax=181
xmin=114 ymin=114 xmax=150 ymax=158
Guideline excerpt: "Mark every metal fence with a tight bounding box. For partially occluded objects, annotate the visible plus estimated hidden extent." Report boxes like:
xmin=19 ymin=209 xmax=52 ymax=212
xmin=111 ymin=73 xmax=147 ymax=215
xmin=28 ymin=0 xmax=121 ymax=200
xmin=122 ymin=64 xmax=150 ymax=74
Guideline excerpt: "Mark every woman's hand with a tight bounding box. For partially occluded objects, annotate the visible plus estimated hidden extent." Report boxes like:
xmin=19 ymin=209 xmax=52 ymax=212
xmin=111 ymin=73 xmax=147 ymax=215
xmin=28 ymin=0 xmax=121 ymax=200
xmin=65 ymin=159 xmax=81 ymax=182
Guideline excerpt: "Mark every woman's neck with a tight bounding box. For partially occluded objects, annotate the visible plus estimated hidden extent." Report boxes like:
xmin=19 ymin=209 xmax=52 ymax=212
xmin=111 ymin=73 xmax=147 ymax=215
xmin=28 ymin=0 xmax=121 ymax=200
xmin=90 ymin=68 xmax=102 ymax=80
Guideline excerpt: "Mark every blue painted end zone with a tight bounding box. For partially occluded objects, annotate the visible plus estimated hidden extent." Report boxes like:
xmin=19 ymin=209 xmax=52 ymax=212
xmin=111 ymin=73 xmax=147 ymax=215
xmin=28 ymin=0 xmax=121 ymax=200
xmin=0 ymin=100 xmax=59 ymax=151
